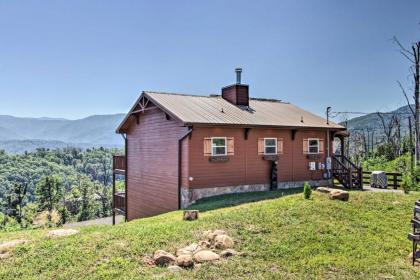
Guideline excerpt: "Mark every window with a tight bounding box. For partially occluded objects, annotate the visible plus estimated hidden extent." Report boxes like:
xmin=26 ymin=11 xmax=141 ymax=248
xmin=308 ymin=138 xmax=319 ymax=154
xmin=212 ymin=137 xmax=227 ymax=156
xmin=264 ymin=138 xmax=277 ymax=155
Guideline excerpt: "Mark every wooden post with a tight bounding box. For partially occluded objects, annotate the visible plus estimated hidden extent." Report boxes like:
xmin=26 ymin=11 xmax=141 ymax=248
xmin=183 ymin=210 xmax=199 ymax=221
xmin=393 ymin=173 xmax=398 ymax=189
xmin=358 ymin=167 xmax=363 ymax=190
xmin=347 ymin=168 xmax=352 ymax=188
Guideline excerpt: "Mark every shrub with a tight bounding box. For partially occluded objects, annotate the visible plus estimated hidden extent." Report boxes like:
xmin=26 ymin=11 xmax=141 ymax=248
xmin=303 ymin=182 xmax=312 ymax=199
xmin=401 ymin=173 xmax=414 ymax=194
xmin=33 ymin=210 xmax=61 ymax=228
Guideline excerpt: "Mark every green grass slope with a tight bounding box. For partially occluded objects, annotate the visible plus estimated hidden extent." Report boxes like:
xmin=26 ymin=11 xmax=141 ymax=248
xmin=1 ymin=190 xmax=420 ymax=279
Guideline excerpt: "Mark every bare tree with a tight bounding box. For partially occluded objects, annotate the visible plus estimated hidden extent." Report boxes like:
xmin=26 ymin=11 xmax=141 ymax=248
xmin=376 ymin=112 xmax=398 ymax=143
xmin=376 ymin=112 xmax=402 ymax=159
xmin=394 ymin=37 xmax=420 ymax=164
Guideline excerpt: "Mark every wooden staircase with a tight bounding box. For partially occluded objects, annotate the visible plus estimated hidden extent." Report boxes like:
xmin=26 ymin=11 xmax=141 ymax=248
xmin=332 ymin=155 xmax=363 ymax=189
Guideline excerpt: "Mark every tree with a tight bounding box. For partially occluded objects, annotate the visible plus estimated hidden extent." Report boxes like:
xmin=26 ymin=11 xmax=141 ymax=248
xmin=5 ymin=182 xmax=28 ymax=224
xmin=78 ymin=178 xmax=94 ymax=221
xmin=376 ymin=112 xmax=400 ymax=160
xmin=94 ymin=182 xmax=111 ymax=217
xmin=35 ymin=175 xmax=64 ymax=221
xmin=394 ymin=37 xmax=420 ymax=164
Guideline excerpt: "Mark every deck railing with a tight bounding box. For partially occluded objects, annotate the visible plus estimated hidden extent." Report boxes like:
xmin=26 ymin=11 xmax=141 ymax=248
xmin=113 ymin=155 xmax=126 ymax=174
xmin=113 ymin=192 xmax=126 ymax=213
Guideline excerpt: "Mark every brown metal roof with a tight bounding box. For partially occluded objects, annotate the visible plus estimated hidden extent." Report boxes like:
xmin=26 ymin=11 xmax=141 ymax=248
xmin=117 ymin=91 xmax=344 ymax=133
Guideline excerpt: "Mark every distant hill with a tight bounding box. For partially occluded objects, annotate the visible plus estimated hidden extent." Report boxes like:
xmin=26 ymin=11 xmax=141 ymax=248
xmin=342 ymin=104 xmax=414 ymax=138
xmin=0 ymin=114 xmax=125 ymax=153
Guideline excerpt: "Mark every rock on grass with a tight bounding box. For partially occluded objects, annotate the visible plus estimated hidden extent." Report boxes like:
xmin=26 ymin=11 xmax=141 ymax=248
xmin=214 ymin=234 xmax=234 ymax=249
xmin=176 ymin=243 xmax=200 ymax=256
xmin=0 ymin=240 xmax=28 ymax=254
xmin=48 ymin=229 xmax=79 ymax=237
xmin=206 ymin=230 xmax=227 ymax=241
xmin=220 ymin=249 xmax=237 ymax=258
xmin=329 ymin=190 xmax=349 ymax=201
xmin=153 ymin=250 xmax=176 ymax=266
xmin=168 ymin=265 xmax=183 ymax=273
xmin=193 ymin=250 xmax=220 ymax=263
xmin=176 ymin=254 xmax=194 ymax=267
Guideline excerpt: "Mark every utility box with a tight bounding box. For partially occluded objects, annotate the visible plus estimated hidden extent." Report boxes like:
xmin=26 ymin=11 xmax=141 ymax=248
xmin=370 ymin=171 xmax=387 ymax=188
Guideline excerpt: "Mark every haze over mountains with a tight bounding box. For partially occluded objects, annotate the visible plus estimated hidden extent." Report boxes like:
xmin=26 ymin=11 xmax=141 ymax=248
xmin=0 ymin=104 xmax=413 ymax=153
xmin=0 ymin=114 xmax=125 ymax=153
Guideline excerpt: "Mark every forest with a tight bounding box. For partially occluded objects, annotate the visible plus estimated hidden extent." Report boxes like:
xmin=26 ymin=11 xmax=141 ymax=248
xmin=0 ymin=147 xmax=123 ymax=231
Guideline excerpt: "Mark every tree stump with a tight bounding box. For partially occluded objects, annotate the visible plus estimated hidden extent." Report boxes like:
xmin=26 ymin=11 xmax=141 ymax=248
xmin=183 ymin=210 xmax=199 ymax=221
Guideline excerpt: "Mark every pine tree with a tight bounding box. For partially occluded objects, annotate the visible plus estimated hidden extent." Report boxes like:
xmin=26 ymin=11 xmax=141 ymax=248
xmin=78 ymin=178 xmax=93 ymax=221
xmin=35 ymin=175 xmax=63 ymax=222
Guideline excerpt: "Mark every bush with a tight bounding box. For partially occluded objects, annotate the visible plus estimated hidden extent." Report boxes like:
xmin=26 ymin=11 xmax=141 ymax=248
xmin=401 ymin=173 xmax=414 ymax=194
xmin=303 ymin=182 xmax=312 ymax=199
xmin=33 ymin=210 xmax=61 ymax=228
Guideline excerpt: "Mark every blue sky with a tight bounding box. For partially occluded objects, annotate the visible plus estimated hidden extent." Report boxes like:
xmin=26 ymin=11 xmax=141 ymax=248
xmin=0 ymin=1 xmax=419 ymax=121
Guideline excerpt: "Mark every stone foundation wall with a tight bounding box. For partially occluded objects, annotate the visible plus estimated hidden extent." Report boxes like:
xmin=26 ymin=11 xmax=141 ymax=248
xmin=277 ymin=179 xmax=332 ymax=189
xmin=181 ymin=179 xmax=332 ymax=208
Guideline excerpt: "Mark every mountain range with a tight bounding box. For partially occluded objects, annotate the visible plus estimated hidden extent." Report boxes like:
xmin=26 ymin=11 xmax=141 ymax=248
xmin=0 ymin=114 xmax=125 ymax=153
xmin=342 ymin=104 xmax=413 ymax=137
xmin=0 ymin=104 xmax=413 ymax=153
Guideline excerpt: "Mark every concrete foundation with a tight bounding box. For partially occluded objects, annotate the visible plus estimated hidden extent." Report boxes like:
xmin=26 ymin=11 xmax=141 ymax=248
xmin=181 ymin=179 xmax=332 ymax=208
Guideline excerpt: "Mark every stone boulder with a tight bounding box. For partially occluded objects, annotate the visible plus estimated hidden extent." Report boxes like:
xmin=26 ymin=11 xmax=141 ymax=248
xmin=153 ymin=250 xmax=176 ymax=266
xmin=176 ymin=243 xmax=200 ymax=256
xmin=193 ymin=250 xmax=220 ymax=263
xmin=168 ymin=265 xmax=183 ymax=273
xmin=176 ymin=254 xmax=194 ymax=268
xmin=198 ymin=240 xmax=211 ymax=249
xmin=48 ymin=229 xmax=79 ymax=237
xmin=0 ymin=239 xmax=27 ymax=254
xmin=207 ymin=230 xmax=227 ymax=241
xmin=220 ymin=249 xmax=237 ymax=258
xmin=316 ymin=187 xmax=331 ymax=193
xmin=183 ymin=210 xmax=199 ymax=221
xmin=214 ymin=234 xmax=234 ymax=249
xmin=0 ymin=252 xmax=10 ymax=259
xmin=329 ymin=190 xmax=349 ymax=201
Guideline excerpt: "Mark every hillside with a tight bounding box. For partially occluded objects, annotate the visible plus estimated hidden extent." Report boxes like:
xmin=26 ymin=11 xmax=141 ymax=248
xmin=1 ymin=190 xmax=419 ymax=279
xmin=343 ymin=104 xmax=413 ymax=135
xmin=0 ymin=114 xmax=125 ymax=153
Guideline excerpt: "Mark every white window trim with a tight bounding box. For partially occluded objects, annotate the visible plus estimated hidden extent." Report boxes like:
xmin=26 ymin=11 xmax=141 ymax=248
xmin=308 ymin=138 xmax=320 ymax=154
xmin=264 ymin=138 xmax=277 ymax=155
xmin=211 ymin=137 xmax=227 ymax=156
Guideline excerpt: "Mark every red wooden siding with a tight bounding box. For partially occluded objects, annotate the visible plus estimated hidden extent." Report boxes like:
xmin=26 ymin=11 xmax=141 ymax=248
xmin=180 ymin=136 xmax=189 ymax=188
xmin=126 ymin=108 xmax=188 ymax=220
xmin=188 ymin=127 xmax=331 ymax=189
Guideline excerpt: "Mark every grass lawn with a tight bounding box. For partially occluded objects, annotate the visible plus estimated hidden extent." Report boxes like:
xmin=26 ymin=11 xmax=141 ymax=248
xmin=1 ymin=190 xmax=420 ymax=279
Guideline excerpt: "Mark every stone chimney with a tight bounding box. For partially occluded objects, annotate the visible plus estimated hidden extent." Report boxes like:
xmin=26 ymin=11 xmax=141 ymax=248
xmin=221 ymin=68 xmax=249 ymax=106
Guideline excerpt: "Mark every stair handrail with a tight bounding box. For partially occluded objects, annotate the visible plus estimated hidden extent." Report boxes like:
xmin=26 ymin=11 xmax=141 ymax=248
xmin=332 ymin=155 xmax=363 ymax=189
xmin=335 ymin=154 xmax=359 ymax=170
xmin=332 ymin=155 xmax=348 ymax=170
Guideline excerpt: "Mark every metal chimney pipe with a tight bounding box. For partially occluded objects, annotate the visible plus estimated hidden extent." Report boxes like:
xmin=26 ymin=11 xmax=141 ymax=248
xmin=235 ymin=68 xmax=242 ymax=84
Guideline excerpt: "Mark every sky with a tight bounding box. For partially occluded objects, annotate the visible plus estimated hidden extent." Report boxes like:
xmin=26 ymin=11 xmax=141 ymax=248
xmin=0 ymin=1 xmax=419 ymax=121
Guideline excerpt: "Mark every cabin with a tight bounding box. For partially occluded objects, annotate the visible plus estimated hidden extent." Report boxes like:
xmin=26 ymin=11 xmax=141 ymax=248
xmin=112 ymin=69 xmax=356 ymax=223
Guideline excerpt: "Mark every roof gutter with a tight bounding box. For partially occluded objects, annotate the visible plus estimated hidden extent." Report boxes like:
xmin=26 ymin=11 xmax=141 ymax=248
xmin=178 ymin=127 xmax=193 ymax=209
